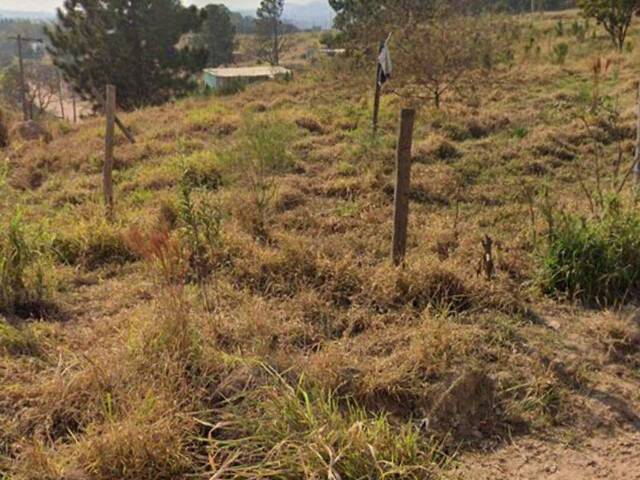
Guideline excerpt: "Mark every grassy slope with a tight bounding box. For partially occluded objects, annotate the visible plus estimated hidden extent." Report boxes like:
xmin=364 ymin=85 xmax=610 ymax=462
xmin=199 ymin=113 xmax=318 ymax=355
xmin=1 ymin=13 xmax=640 ymax=480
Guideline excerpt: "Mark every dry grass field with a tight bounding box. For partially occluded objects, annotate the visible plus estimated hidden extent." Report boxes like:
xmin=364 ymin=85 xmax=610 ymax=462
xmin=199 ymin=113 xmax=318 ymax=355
xmin=1 ymin=10 xmax=639 ymax=480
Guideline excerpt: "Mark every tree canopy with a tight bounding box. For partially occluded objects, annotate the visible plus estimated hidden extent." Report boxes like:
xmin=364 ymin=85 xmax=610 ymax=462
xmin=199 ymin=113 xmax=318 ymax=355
xmin=578 ymin=0 xmax=640 ymax=50
xmin=256 ymin=0 xmax=286 ymax=65
xmin=197 ymin=4 xmax=235 ymax=67
xmin=45 ymin=0 xmax=208 ymax=110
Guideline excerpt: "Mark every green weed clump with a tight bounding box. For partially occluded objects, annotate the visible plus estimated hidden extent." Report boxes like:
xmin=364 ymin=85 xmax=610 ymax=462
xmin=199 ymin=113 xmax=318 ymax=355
xmin=0 ymin=213 xmax=53 ymax=317
xmin=226 ymin=115 xmax=297 ymax=234
xmin=539 ymin=208 xmax=640 ymax=305
xmin=551 ymin=42 xmax=569 ymax=64
xmin=0 ymin=318 xmax=39 ymax=355
xmin=210 ymin=366 xmax=446 ymax=479
xmin=53 ymin=220 xmax=139 ymax=270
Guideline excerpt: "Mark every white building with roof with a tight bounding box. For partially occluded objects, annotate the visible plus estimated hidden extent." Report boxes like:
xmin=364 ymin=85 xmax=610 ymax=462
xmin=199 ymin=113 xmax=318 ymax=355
xmin=203 ymin=66 xmax=292 ymax=91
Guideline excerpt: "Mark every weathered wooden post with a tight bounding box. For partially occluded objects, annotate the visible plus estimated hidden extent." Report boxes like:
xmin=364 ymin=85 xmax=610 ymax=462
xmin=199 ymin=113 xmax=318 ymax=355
xmin=57 ymin=71 xmax=65 ymax=120
xmin=104 ymin=84 xmax=116 ymax=218
xmin=634 ymin=81 xmax=640 ymax=187
xmin=72 ymin=91 xmax=77 ymax=123
xmin=392 ymin=108 xmax=416 ymax=266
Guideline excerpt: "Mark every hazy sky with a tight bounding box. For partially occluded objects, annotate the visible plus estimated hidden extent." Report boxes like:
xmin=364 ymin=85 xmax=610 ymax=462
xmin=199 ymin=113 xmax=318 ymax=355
xmin=2 ymin=0 xmax=325 ymax=12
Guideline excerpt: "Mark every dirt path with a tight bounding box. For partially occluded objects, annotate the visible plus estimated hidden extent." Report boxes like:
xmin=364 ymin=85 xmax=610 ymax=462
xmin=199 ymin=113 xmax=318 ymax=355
xmin=451 ymin=429 xmax=640 ymax=479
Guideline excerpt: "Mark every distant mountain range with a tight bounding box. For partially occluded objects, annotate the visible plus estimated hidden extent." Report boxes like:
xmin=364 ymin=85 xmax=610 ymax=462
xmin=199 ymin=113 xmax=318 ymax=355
xmin=239 ymin=1 xmax=335 ymax=30
xmin=0 ymin=9 xmax=54 ymax=21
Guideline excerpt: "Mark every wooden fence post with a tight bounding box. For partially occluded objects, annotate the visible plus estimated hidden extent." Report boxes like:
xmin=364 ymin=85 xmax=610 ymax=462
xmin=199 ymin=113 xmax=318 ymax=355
xmin=104 ymin=84 xmax=116 ymax=218
xmin=392 ymin=108 xmax=416 ymax=266
xmin=72 ymin=91 xmax=77 ymax=123
xmin=57 ymin=71 xmax=65 ymax=120
xmin=634 ymin=81 xmax=640 ymax=187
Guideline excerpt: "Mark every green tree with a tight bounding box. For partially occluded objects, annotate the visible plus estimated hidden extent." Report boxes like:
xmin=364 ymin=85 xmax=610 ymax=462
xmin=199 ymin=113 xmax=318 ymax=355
xmin=45 ymin=0 xmax=207 ymax=110
xmin=198 ymin=4 xmax=235 ymax=67
xmin=256 ymin=0 xmax=285 ymax=65
xmin=328 ymin=0 xmax=435 ymax=43
xmin=578 ymin=0 xmax=640 ymax=50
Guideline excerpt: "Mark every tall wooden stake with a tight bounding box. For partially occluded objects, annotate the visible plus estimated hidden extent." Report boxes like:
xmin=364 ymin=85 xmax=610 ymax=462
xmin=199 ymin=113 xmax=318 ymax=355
xmin=634 ymin=81 xmax=640 ymax=187
xmin=392 ymin=108 xmax=416 ymax=266
xmin=104 ymin=84 xmax=116 ymax=218
xmin=72 ymin=91 xmax=77 ymax=123
xmin=57 ymin=71 xmax=65 ymax=120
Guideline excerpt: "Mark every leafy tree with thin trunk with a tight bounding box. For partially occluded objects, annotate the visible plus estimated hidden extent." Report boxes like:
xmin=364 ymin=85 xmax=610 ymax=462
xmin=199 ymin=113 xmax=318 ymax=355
xmin=256 ymin=0 xmax=285 ymax=65
xmin=45 ymin=0 xmax=207 ymax=110
xmin=394 ymin=9 xmax=501 ymax=108
xmin=0 ymin=61 xmax=58 ymax=117
xmin=578 ymin=0 xmax=640 ymax=51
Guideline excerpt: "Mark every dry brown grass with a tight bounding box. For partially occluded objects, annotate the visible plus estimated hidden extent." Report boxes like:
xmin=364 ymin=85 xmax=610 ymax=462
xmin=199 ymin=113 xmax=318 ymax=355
xmin=2 ymin=9 xmax=640 ymax=479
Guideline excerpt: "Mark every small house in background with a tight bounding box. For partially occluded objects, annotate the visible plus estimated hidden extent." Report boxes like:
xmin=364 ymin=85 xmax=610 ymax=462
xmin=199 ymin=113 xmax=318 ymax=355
xmin=203 ymin=66 xmax=292 ymax=91
xmin=305 ymin=48 xmax=347 ymax=60
xmin=318 ymin=48 xmax=346 ymax=57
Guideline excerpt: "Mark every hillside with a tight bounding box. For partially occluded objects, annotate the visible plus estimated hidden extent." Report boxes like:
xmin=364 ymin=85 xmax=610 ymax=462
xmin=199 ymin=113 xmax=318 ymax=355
xmin=1 ymin=10 xmax=640 ymax=480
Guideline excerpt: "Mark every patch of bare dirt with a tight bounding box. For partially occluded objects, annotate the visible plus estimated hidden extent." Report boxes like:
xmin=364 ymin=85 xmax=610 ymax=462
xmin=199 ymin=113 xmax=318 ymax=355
xmin=450 ymin=430 xmax=640 ymax=479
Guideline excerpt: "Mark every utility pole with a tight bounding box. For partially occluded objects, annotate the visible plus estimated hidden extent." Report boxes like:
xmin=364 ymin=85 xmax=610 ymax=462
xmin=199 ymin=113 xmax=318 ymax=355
xmin=57 ymin=70 xmax=65 ymax=120
xmin=9 ymin=35 xmax=44 ymax=122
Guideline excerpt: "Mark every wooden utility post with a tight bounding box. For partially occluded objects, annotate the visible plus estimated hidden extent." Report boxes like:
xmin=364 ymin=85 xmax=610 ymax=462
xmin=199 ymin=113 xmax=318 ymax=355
xmin=634 ymin=81 xmax=640 ymax=186
xmin=72 ymin=91 xmax=77 ymax=123
xmin=9 ymin=35 xmax=44 ymax=121
xmin=104 ymin=85 xmax=116 ymax=218
xmin=392 ymin=108 xmax=416 ymax=266
xmin=57 ymin=71 xmax=65 ymax=120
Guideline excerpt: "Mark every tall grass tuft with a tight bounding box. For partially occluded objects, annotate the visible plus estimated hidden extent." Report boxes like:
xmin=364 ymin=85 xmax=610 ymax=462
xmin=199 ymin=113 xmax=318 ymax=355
xmin=539 ymin=207 xmax=640 ymax=306
xmin=0 ymin=212 xmax=53 ymax=317
xmin=209 ymin=364 xmax=447 ymax=479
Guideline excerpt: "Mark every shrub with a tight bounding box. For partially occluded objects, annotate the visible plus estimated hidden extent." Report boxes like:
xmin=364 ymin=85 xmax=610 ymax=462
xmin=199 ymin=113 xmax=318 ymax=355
xmin=0 ymin=213 xmax=53 ymax=317
xmin=0 ymin=318 xmax=39 ymax=355
xmin=179 ymin=151 xmax=223 ymax=190
xmin=53 ymin=220 xmax=139 ymax=269
xmin=230 ymin=115 xmax=296 ymax=235
xmin=551 ymin=43 xmax=569 ymax=65
xmin=539 ymin=209 xmax=640 ymax=305
xmin=177 ymin=172 xmax=223 ymax=283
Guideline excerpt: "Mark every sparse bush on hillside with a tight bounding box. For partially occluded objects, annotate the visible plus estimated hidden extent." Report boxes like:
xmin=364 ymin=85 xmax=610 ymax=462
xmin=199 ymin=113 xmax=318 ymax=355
xmin=0 ymin=318 xmax=40 ymax=355
xmin=53 ymin=220 xmax=138 ymax=270
xmin=539 ymin=207 xmax=640 ymax=305
xmin=0 ymin=213 xmax=54 ymax=317
xmin=551 ymin=42 xmax=570 ymax=64
xmin=229 ymin=115 xmax=296 ymax=235
xmin=178 ymin=172 xmax=223 ymax=284
xmin=180 ymin=151 xmax=223 ymax=190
